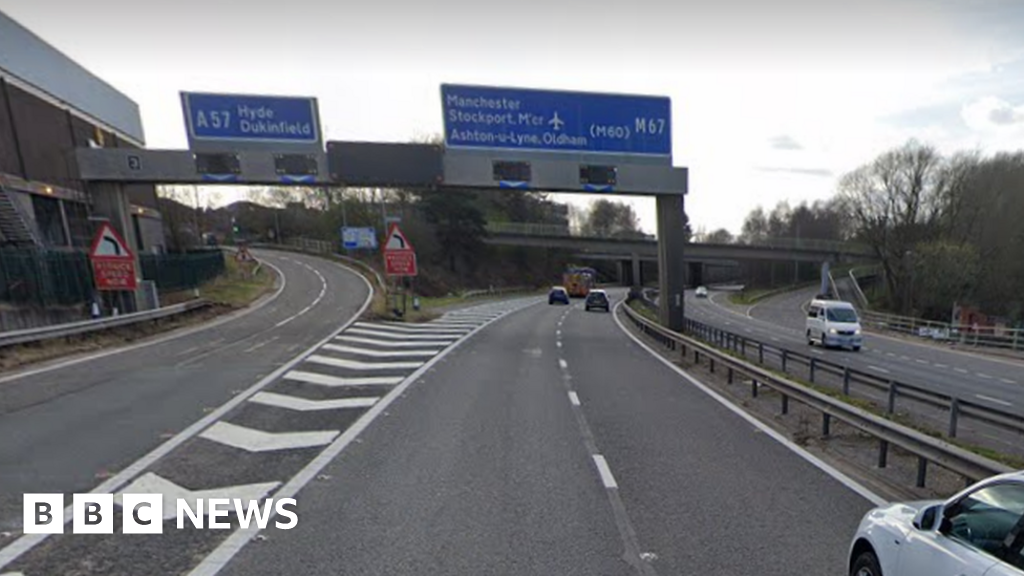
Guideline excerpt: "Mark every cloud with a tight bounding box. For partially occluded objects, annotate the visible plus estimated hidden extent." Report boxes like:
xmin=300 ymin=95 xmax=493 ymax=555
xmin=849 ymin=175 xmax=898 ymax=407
xmin=756 ymin=167 xmax=834 ymax=177
xmin=769 ymin=135 xmax=803 ymax=150
xmin=962 ymin=96 xmax=1024 ymax=129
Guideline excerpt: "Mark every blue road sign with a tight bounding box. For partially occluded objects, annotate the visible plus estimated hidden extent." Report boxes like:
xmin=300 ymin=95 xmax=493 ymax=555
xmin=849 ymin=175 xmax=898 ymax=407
xmin=442 ymin=84 xmax=671 ymax=157
xmin=181 ymin=92 xmax=321 ymax=148
xmin=342 ymin=227 xmax=378 ymax=250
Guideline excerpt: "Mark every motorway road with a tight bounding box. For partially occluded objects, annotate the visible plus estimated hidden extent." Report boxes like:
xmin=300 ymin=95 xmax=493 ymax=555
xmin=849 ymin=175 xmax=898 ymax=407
xmin=212 ymin=291 xmax=876 ymax=576
xmin=0 ymin=249 xmax=370 ymax=533
xmin=686 ymin=287 xmax=1024 ymax=451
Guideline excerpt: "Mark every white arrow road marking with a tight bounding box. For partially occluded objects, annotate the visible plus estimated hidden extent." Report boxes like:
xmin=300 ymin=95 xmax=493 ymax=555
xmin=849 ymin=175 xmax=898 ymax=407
xmin=114 ymin=472 xmax=280 ymax=520
xmin=353 ymin=322 xmax=469 ymax=335
xmin=200 ymin=422 xmax=338 ymax=452
xmin=346 ymin=328 xmax=463 ymax=341
xmin=334 ymin=335 xmax=455 ymax=348
xmin=284 ymin=371 xmax=402 ymax=387
xmin=321 ymin=344 xmax=440 ymax=357
xmin=249 ymin=392 xmax=379 ymax=411
xmin=306 ymin=355 xmax=424 ymax=370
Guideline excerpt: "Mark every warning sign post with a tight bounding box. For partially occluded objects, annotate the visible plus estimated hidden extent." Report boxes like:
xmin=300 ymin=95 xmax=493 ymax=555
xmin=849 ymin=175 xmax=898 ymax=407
xmin=89 ymin=223 xmax=138 ymax=291
xmin=383 ymin=224 xmax=417 ymax=277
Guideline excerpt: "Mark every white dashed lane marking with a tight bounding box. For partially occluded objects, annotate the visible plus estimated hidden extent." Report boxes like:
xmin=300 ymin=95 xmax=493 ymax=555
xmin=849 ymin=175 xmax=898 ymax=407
xmin=568 ymin=391 xmax=581 ymax=406
xmin=975 ymin=394 xmax=1013 ymax=407
xmin=868 ymin=365 xmax=890 ymax=374
xmin=592 ymin=455 xmax=618 ymax=489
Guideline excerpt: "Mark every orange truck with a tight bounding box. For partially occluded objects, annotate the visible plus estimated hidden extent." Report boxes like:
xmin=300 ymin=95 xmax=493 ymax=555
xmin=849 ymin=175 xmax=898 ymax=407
xmin=563 ymin=267 xmax=596 ymax=298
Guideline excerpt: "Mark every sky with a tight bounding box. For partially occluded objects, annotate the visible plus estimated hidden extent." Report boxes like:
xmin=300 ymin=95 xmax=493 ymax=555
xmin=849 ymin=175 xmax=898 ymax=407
xmin=3 ymin=0 xmax=1024 ymax=235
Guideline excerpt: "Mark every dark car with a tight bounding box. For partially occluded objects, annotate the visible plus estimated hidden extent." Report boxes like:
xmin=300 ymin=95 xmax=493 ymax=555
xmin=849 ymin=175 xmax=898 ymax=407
xmin=548 ymin=286 xmax=570 ymax=305
xmin=585 ymin=289 xmax=610 ymax=312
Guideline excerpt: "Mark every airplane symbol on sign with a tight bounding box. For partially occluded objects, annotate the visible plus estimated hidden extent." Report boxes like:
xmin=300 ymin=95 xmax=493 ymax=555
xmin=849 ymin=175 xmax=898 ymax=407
xmin=549 ymin=112 xmax=564 ymax=131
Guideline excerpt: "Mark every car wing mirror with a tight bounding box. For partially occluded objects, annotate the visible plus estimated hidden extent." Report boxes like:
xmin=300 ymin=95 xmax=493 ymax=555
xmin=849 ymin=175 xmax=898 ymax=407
xmin=913 ymin=504 xmax=942 ymax=531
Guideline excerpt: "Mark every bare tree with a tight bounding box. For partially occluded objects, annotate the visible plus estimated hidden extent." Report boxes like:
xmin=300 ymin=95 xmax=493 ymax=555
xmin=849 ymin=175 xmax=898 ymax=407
xmin=838 ymin=140 xmax=945 ymax=313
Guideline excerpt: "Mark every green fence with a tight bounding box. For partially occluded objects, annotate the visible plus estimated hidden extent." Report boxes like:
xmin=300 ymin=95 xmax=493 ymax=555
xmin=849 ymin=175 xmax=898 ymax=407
xmin=0 ymin=249 xmax=94 ymax=306
xmin=0 ymin=249 xmax=227 ymax=306
xmin=139 ymin=250 xmax=226 ymax=292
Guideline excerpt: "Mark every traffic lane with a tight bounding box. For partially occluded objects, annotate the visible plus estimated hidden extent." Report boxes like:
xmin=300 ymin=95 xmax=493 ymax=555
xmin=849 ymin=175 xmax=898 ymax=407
xmin=749 ymin=286 xmax=1024 ymax=386
xmin=219 ymin=301 xmax=631 ymax=576
xmin=564 ymin=304 xmax=874 ymax=575
xmin=687 ymin=292 xmax=1024 ymax=415
xmin=0 ymin=251 xmax=369 ymax=530
xmin=0 ymin=250 xmax=320 ymax=413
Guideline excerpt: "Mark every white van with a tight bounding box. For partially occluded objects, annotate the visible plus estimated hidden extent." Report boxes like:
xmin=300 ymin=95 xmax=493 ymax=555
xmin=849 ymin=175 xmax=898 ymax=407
xmin=806 ymin=299 xmax=863 ymax=351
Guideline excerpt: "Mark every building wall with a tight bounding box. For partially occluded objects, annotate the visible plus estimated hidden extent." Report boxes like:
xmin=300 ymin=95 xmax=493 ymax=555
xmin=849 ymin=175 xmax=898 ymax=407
xmin=0 ymin=10 xmax=144 ymax=143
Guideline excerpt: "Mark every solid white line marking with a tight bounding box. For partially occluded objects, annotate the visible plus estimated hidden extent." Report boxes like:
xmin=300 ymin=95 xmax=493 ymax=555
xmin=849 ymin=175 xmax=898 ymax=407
xmin=976 ymin=373 xmax=993 ymax=380
xmin=592 ymin=455 xmax=618 ymax=489
xmin=114 ymin=473 xmax=280 ymax=521
xmin=334 ymin=335 xmax=454 ymax=348
xmin=346 ymin=328 xmax=461 ymax=340
xmin=975 ymin=394 xmax=1013 ymax=407
xmin=955 ymin=368 xmax=969 ymax=374
xmin=611 ymin=301 xmax=887 ymax=507
xmin=321 ymin=344 xmax=440 ymax=358
xmin=559 ymin=359 xmax=568 ymax=370
xmin=200 ymin=422 xmax=338 ymax=452
xmin=284 ymin=371 xmax=402 ymax=387
xmin=868 ymin=365 xmax=890 ymax=374
xmin=0 ymin=255 xmax=364 ymax=568
xmin=187 ymin=301 xmax=538 ymax=576
xmin=249 ymin=391 xmax=378 ymax=411
xmin=176 ymin=346 xmax=201 ymax=357
xmin=306 ymin=355 xmax=423 ymax=370
xmin=568 ymin=391 xmax=580 ymax=406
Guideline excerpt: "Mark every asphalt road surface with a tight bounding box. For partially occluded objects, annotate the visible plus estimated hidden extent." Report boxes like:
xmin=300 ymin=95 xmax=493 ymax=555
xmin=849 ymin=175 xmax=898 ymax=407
xmin=212 ymin=290 xmax=876 ymax=576
xmin=0 ymin=250 xmax=370 ymax=533
xmin=690 ymin=286 xmax=1024 ymax=412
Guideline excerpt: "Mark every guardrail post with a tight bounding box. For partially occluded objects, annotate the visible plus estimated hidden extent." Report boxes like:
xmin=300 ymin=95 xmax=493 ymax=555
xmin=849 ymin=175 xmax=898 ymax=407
xmin=741 ymin=338 xmax=746 ymax=356
xmin=887 ymin=382 xmax=898 ymax=414
xmin=916 ymin=457 xmax=928 ymax=488
xmin=948 ymin=398 xmax=960 ymax=438
xmin=1014 ymin=330 xmax=1020 ymax=352
xmin=758 ymin=343 xmax=764 ymax=364
xmin=878 ymin=440 xmax=889 ymax=468
xmin=781 ymin=394 xmax=789 ymax=415
xmin=809 ymin=358 xmax=816 ymax=383
xmin=842 ymin=367 xmax=851 ymax=396
xmin=709 ymin=357 xmax=716 ymax=374
xmin=728 ymin=367 xmax=734 ymax=384
xmin=781 ymin=350 xmax=788 ymax=372
xmin=822 ymin=413 xmax=831 ymax=437
xmin=751 ymin=379 xmax=759 ymax=397
xmin=694 ymin=349 xmax=700 ymax=364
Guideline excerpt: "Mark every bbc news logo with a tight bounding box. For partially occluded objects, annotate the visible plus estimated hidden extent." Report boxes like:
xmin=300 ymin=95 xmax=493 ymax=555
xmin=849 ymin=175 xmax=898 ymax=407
xmin=24 ymin=494 xmax=298 ymax=534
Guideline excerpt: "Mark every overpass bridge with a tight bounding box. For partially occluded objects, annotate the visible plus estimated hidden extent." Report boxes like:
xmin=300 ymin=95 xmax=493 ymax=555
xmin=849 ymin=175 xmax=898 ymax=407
xmin=484 ymin=222 xmax=875 ymax=286
xmin=483 ymin=219 xmax=876 ymax=282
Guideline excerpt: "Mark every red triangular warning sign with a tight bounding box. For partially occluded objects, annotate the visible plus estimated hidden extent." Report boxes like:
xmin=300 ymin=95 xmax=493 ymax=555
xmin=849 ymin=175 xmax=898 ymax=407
xmin=383 ymin=224 xmax=413 ymax=252
xmin=89 ymin=223 xmax=134 ymax=259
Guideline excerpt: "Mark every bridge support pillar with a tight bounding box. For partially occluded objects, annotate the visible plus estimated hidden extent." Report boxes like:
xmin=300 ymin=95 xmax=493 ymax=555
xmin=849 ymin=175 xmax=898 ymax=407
xmin=631 ymin=252 xmax=642 ymax=291
xmin=656 ymin=194 xmax=686 ymax=331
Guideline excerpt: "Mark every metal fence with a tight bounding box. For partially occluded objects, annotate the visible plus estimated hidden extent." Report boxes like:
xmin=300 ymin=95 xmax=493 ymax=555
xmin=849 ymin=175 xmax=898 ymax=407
xmin=139 ymin=250 xmax=225 ymax=292
xmin=846 ymin=267 xmax=1024 ymax=352
xmin=623 ymin=296 xmax=1014 ymax=487
xmin=0 ymin=249 xmax=94 ymax=306
xmin=0 ymin=249 xmax=227 ymax=307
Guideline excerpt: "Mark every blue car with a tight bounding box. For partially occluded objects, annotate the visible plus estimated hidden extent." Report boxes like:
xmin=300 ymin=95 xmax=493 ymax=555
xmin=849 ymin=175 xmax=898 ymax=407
xmin=548 ymin=286 xmax=570 ymax=305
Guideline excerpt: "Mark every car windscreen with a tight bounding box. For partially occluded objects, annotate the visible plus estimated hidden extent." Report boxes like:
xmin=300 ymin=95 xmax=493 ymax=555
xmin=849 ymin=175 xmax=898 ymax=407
xmin=826 ymin=308 xmax=859 ymax=323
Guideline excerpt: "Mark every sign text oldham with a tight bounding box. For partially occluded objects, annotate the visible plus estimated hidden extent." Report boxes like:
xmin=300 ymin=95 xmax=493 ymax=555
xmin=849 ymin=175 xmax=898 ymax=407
xmin=442 ymin=84 xmax=671 ymax=157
